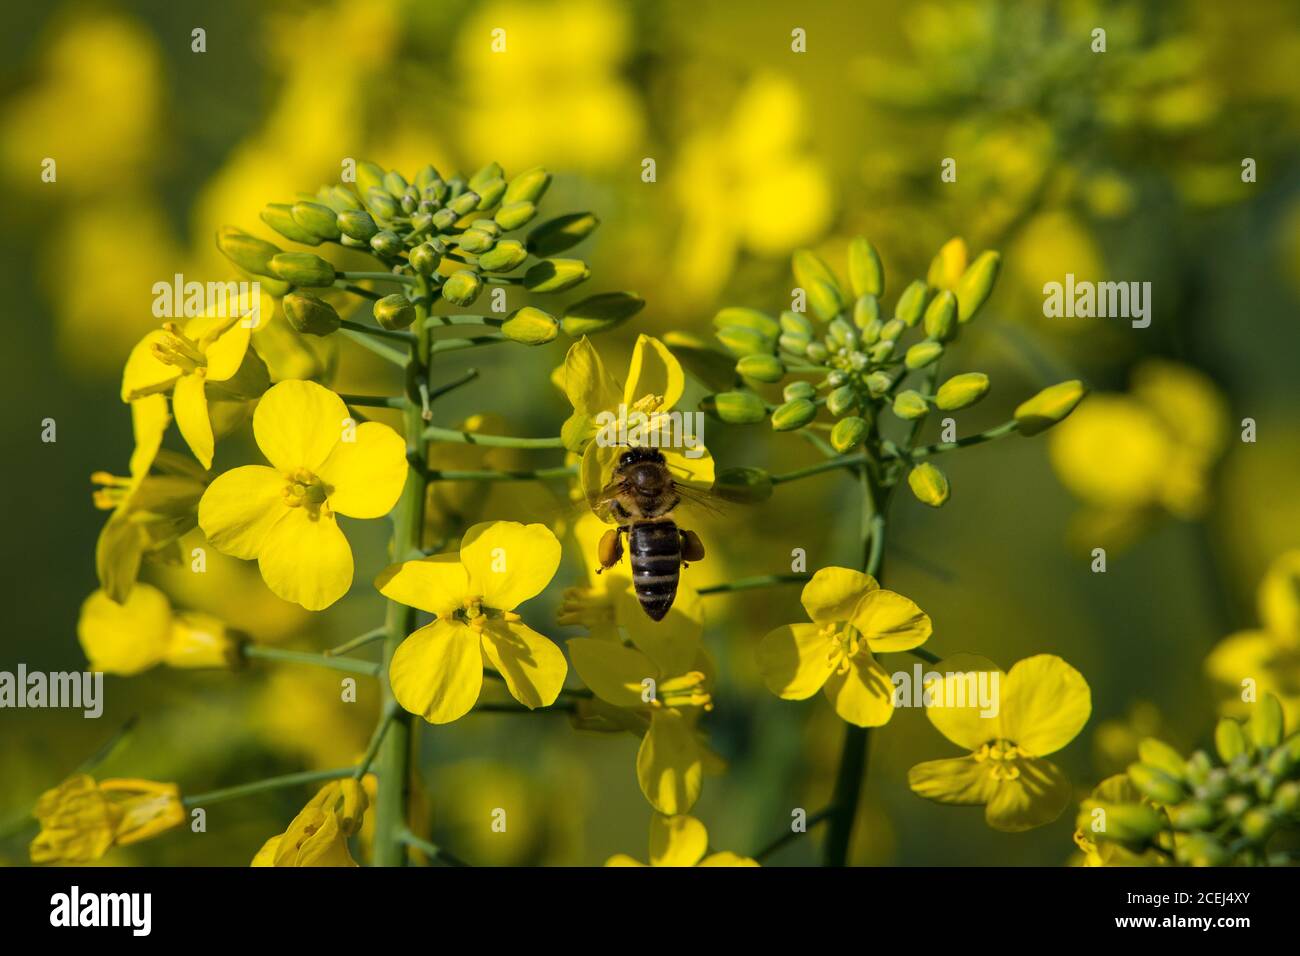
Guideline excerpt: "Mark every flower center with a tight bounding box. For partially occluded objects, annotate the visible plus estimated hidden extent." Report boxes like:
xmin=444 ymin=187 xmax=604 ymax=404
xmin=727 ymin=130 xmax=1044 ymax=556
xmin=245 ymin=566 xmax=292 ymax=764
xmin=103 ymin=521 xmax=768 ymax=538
xmin=654 ymin=671 xmax=713 ymax=711
xmin=631 ymin=393 xmax=665 ymax=415
xmin=453 ymin=595 xmax=520 ymax=632
xmin=557 ymin=586 xmax=616 ymax=629
xmin=90 ymin=471 xmax=132 ymax=510
xmin=973 ymin=738 xmax=1028 ymax=780
xmin=150 ymin=323 xmax=209 ymax=373
xmin=282 ymin=468 xmax=331 ymax=516
xmin=824 ymin=624 xmax=862 ymax=673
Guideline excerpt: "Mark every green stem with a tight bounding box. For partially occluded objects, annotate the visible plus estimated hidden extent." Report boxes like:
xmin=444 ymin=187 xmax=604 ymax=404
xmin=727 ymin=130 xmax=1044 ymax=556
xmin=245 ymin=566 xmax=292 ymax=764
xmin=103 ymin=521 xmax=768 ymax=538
xmin=182 ymin=767 xmax=356 ymax=809
xmin=338 ymin=393 xmax=409 ymax=410
xmin=241 ymin=644 xmax=381 ymax=677
xmin=339 ymin=319 xmax=418 ymax=344
xmin=422 ymin=426 xmax=566 ymax=449
xmin=325 ymin=627 xmax=387 ymax=658
xmin=429 ymin=334 xmax=508 ymax=354
xmin=425 ymin=465 xmax=576 ymax=482
xmin=905 ymin=420 xmax=1018 ymax=460
xmin=771 ymin=454 xmax=868 ymax=485
xmin=697 ymin=573 xmax=809 ymax=595
xmin=424 ymin=314 xmax=506 ymax=329
xmin=398 ymin=828 xmax=470 ymax=867
xmin=339 ymin=270 xmax=418 ymax=286
xmin=339 ymin=327 xmax=407 ymax=366
xmin=470 ymin=701 xmax=577 ymax=714
xmin=753 ymin=806 xmax=834 ymax=862
xmin=355 ymin=703 xmax=399 ymax=780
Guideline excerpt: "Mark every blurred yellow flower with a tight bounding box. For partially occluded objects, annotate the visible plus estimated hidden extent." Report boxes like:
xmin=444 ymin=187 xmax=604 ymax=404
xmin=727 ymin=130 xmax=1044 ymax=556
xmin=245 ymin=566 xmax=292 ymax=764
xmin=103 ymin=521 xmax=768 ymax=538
xmin=758 ymin=567 xmax=931 ymax=727
xmin=1071 ymin=774 xmax=1168 ymax=867
xmin=909 ymin=654 xmax=1091 ymax=832
xmin=251 ymin=778 xmax=368 ymax=867
xmin=78 ymin=583 xmax=238 ymax=676
xmin=377 ymin=521 xmax=567 ymax=723
xmin=30 ymin=774 xmax=183 ymax=864
xmin=606 ymin=813 xmax=757 ymax=867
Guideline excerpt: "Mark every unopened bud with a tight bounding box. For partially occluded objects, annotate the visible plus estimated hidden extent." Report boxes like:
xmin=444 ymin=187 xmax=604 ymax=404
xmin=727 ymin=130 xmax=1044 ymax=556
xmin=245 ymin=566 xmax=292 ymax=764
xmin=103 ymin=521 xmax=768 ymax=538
xmin=848 ymin=237 xmax=884 ymax=298
xmin=269 ymin=252 xmax=336 ymax=287
xmin=783 ymin=381 xmax=815 ymax=402
xmin=1127 ymin=763 xmax=1185 ymax=805
xmin=495 ymin=201 xmax=537 ymax=232
xmin=260 ymin=203 xmax=321 ymax=245
xmin=370 ymin=231 xmax=403 ymax=257
xmin=373 ymin=293 xmax=415 ymax=330
xmin=895 ymin=280 xmax=929 ymax=327
xmin=478 ymin=239 xmax=527 ymax=273
xmin=935 ymin=372 xmax=990 ymax=410
xmin=831 ymin=416 xmax=869 ymax=453
xmin=524 ymin=258 xmax=589 ymax=293
xmin=1014 ymin=380 xmax=1087 ymax=436
xmin=907 ymin=462 xmax=949 ymax=507
xmin=560 ymin=292 xmax=644 ymax=336
xmin=736 ymin=354 xmax=785 ymax=383
xmin=283 ymin=292 xmax=341 ymax=336
xmin=923 ymin=290 xmax=958 ymax=341
xmin=440 ymin=270 xmax=483 ymax=306
xmin=827 ymin=385 xmax=856 ymax=416
xmin=702 ymin=390 xmax=767 ymax=425
xmin=771 ymin=398 xmax=817 ymax=431
xmin=905 ymin=341 xmax=943 ymax=370
xmin=291 ymin=201 xmax=342 ymax=241
xmin=955 ymin=250 xmax=1001 ymax=322
xmin=409 ymin=242 xmax=442 ymax=275
xmin=527 ymin=212 xmax=599 ymax=257
xmin=892 ymin=390 xmax=929 ymax=420
xmin=504 ymin=166 xmax=551 ymax=205
xmin=216 ymin=226 xmax=280 ymax=277
xmin=501 ymin=307 xmax=558 ymax=345
xmin=337 ymin=209 xmax=379 ymax=242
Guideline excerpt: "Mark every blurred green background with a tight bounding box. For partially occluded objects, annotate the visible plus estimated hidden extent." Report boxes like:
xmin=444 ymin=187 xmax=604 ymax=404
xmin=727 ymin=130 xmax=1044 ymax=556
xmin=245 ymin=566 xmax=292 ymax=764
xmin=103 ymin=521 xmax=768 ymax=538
xmin=3 ymin=0 xmax=1300 ymax=866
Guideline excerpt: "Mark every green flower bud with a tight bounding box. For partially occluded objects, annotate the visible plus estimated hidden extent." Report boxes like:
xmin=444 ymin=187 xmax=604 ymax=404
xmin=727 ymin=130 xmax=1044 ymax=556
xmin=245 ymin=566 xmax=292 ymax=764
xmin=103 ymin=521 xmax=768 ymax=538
xmin=779 ymin=332 xmax=810 ymax=356
xmin=370 ymin=231 xmax=404 ymax=258
xmin=771 ymin=398 xmax=817 ymax=432
xmin=714 ymin=467 xmax=774 ymax=504
xmin=260 ymin=203 xmax=321 ymax=245
xmin=269 ymin=252 xmax=336 ymax=287
xmin=441 ymin=270 xmax=483 ymax=306
xmin=1184 ymin=750 xmax=1213 ymax=786
xmin=807 ymin=279 xmax=845 ymax=321
xmin=955 ymin=250 xmax=1001 ymax=322
xmin=1248 ymin=693 xmax=1284 ymax=750
xmin=905 ymin=341 xmax=944 ymax=370
xmin=737 ymin=354 xmax=785 ymax=383
xmin=923 ymin=290 xmax=958 ymax=341
xmin=524 ymin=258 xmax=589 ymax=293
xmin=853 ymin=294 xmax=881 ymax=330
xmin=895 ymin=280 xmax=929 ymax=327
xmin=908 ymin=462 xmax=949 ymax=507
xmin=780 ymin=310 xmax=814 ymax=337
xmin=702 ymin=390 xmax=767 ymax=425
xmin=827 ymin=317 xmax=856 ymax=349
xmin=494 ymin=200 xmax=537 ymax=232
xmin=373 ymin=293 xmax=416 ymax=330
xmin=382 ymin=169 xmax=409 ymax=198
xmin=1241 ymin=808 xmax=1276 ymax=843
xmin=1127 ymin=763 xmax=1185 ymax=805
xmin=409 ymin=242 xmax=442 ymax=275
xmin=291 ymin=201 xmax=342 ymax=241
xmin=468 ymin=162 xmax=504 ymax=192
xmin=457 ymin=229 xmax=496 ymax=254
xmin=560 ymin=292 xmax=645 ymax=336
xmin=1014 ymin=380 xmax=1088 ymax=436
xmin=1215 ymin=718 xmax=1249 ymax=763
xmin=806 ymin=342 xmax=829 ymax=363
xmin=1166 ymin=801 xmax=1215 ymax=831
xmin=328 ymin=185 xmax=363 ymax=211
xmin=283 ymin=292 xmax=341 ymax=336
xmin=337 ymin=209 xmax=379 ymax=242
xmin=1223 ymin=792 xmax=1251 ymax=818
xmin=935 ymin=372 xmax=990 ymax=411
xmin=477 ymin=239 xmax=527 ymax=273
xmin=783 ymin=381 xmax=816 ymax=402
xmin=413 ymin=164 xmax=442 ymax=191
xmin=364 ymin=188 xmax=399 ymax=221
xmin=827 ymin=385 xmax=856 ymax=416
xmin=867 ymin=341 xmax=895 ymax=363
xmin=893 ymin=390 xmax=929 ymax=420
xmin=355 ymin=161 xmax=386 ymax=196
xmin=1083 ymin=802 xmax=1165 ymax=845
xmin=216 ymin=226 xmax=281 ymax=277
xmin=1176 ymin=833 xmax=1229 ymax=867
xmin=526 ymin=212 xmax=599 ymax=257
xmin=504 ymin=166 xmax=551 ymax=205
xmin=866 ymin=372 xmax=892 ymax=396
xmin=470 ymin=218 xmax=502 ymax=238
xmin=432 ymin=208 xmax=459 ymax=232
xmin=472 ymin=179 xmax=505 ymax=210
xmin=448 ymin=190 xmax=481 ymax=217
xmin=792 ymin=250 xmax=844 ymax=314
xmin=831 ymin=416 xmax=869 ymax=453
xmin=717 ymin=326 xmax=775 ymax=359
xmin=502 ymin=307 xmax=558 ymax=345
xmin=1272 ymin=780 xmax=1300 ymax=815
xmin=880 ymin=318 xmax=905 ymax=342
xmin=1137 ymin=738 xmax=1188 ymax=782
xmin=848 ymin=237 xmax=884 ymax=298
xmin=859 ymin=318 xmax=883 ymax=346
xmin=714 ymin=307 xmax=781 ymax=340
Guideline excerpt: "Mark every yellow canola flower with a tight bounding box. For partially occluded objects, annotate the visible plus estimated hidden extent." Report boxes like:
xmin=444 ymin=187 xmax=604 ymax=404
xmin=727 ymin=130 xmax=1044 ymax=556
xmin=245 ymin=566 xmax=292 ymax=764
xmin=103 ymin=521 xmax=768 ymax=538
xmin=78 ymin=583 xmax=239 ymax=676
xmin=757 ymin=567 xmax=931 ymax=727
xmin=121 ymin=289 xmax=272 ymax=469
xmin=199 ymin=380 xmax=408 ymax=611
xmin=30 ymin=774 xmax=184 ymax=864
xmin=561 ymin=334 xmax=714 ymax=507
xmin=908 ymin=654 xmax=1091 ymax=833
xmin=91 ymin=394 xmax=209 ymax=602
xmin=251 ymin=779 xmax=368 ymax=867
xmin=569 ymin=594 xmax=719 ymax=815
xmin=606 ymin=813 xmax=758 ymax=867
xmin=376 ymin=521 xmax=568 ymax=724
xmin=1071 ymin=775 xmax=1168 ymax=868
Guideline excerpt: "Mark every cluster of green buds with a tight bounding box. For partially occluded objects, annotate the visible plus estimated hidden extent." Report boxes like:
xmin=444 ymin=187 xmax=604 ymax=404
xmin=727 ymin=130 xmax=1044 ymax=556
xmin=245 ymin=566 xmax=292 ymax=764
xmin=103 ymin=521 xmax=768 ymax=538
xmin=1079 ymin=694 xmax=1300 ymax=866
xmin=216 ymin=160 xmax=643 ymax=345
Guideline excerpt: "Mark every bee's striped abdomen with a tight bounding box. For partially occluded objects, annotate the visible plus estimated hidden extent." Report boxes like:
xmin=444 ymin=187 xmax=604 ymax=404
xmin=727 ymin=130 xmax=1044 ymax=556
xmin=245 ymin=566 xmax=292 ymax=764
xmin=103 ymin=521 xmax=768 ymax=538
xmin=628 ymin=520 xmax=681 ymax=621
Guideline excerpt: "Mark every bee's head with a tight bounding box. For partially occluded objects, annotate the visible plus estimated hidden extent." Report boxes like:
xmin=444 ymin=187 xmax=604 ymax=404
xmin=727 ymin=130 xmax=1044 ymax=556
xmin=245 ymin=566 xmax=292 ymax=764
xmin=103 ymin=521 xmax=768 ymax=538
xmin=617 ymin=446 xmax=669 ymax=493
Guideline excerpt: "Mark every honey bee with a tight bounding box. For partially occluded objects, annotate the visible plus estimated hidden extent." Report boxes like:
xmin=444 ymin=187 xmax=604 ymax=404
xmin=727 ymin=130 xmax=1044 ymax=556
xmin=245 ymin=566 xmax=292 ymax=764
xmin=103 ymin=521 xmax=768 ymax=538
xmin=590 ymin=446 xmax=714 ymax=621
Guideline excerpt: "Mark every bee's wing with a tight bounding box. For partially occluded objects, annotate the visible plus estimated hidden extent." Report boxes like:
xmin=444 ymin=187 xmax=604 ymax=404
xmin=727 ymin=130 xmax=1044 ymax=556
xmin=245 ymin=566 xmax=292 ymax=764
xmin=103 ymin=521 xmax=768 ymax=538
xmin=670 ymin=480 xmax=729 ymax=518
xmin=587 ymin=476 xmax=629 ymax=523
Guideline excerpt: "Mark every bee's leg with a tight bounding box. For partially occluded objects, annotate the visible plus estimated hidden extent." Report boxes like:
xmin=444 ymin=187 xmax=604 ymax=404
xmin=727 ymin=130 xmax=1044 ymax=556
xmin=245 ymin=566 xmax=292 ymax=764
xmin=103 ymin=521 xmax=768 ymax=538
xmin=596 ymin=527 xmax=624 ymax=574
xmin=680 ymin=529 xmax=705 ymax=566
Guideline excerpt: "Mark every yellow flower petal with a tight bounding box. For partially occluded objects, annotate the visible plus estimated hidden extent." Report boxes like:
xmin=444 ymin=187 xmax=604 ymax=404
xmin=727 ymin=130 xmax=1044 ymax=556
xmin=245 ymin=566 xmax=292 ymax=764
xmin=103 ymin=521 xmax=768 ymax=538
xmin=127 ymin=394 xmax=170 ymax=480
xmin=623 ymin=335 xmax=684 ymax=411
xmin=374 ymin=554 xmax=467 ymax=617
xmin=1205 ymin=630 xmax=1275 ymax=685
xmin=199 ymin=321 xmax=251 ymax=382
xmin=198 ymin=465 xmax=287 ymax=560
xmin=563 ymin=336 xmax=621 ymax=417
xmin=1000 ymin=655 xmax=1091 ymax=756
xmin=317 ymin=421 xmax=408 ymax=519
xmin=922 ymin=654 xmax=1005 ymax=750
xmin=257 ymin=507 xmax=353 ymax=611
xmin=480 ymin=620 xmax=568 ymax=710
xmin=250 ymin=835 xmax=282 ymax=867
xmin=604 ymin=853 xmax=646 ymax=867
xmin=389 ymin=620 xmax=483 ymax=724
xmin=568 ymin=637 xmax=656 ymax=708
xmin=801 ymin=567 xmax=877 ymax=624
xmin=1260 ymin=550 xmax=1300 ymax=645
xmin=984 ymin=758 xmax=1072 ymax=832
xmin=253 ymin=380 xmax=347 ymax=472
xmin=120 ymin=330 xmax=179 ymax=401
xmin=854 ymin=588 xmax=932 ymax=652
xmin=77 ymin=585 xmax=172 ymax=675
xmin=620 ymin=592 xmax=703 ymax=676
xmin=824 ymin=652 xmax=896 ymax=727
xmin=662 ymin=446 xmax=715 ymax=491
xmin=757 ymin=623 xmax=836 ymax=699
xmin=637 ymin=709 xmax=704 ymax=815
xmin=907 ymin=755 xmax=998 ymax=806
xmin=172 ymin=372 xmax=214 ymax=469
xmin=699 ymin=851 xmax=759 ymax=867
xmin=460 ymin=521 xmax=560 ymax=611
xmin=648 ymin=813 xmax=707 ymax=867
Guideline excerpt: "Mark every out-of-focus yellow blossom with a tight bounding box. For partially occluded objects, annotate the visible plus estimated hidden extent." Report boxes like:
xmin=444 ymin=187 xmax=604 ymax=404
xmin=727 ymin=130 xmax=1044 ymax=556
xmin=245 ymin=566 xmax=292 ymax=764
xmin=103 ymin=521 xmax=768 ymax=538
xmin=1049 ymin=359 xmax=1230 ymax=547
xmin=77 ymin=583 xmax=238 ymax=676
xmin=377 ymin=521 xmax=567 ymax=724
xmin=251 ymin=778 xmax=367 ymax=867
xmin=425 ymin=414 xmax=526 ymax=541
xmin=92 ymin=395 xmax=208 ymax=602
xmin=0 ymin=15 xmax=161 ymax=193
xmin=909 ymin=654 xmax=1091 ymax=832
xmin=453 ymin=0 xmax=642 ymax=171
xmin=561 ymin=334 xmax=714 ymax=505
xmin=758 ymin=567 xmax=931 ymax=728
xmin=30 ymin=775 xmax=184 ymax=864
xmin=1092 ymin=701 xmax=1165 ymax=778
xmin=606 ymin=813 xmax=757 ymax=867
xmin=199 ymin=380 xmax=408 ymax=610
xmin=1071 ymin=775 xmax=1168 ymax=867
xmin=121 ymin=289 xmax=272 ymax=469
xmin=253 ymin=669 xmax=375 ymax=769
xmin=1207 ymin=550 xmax=1300 ymax=728
xmin=569 ymin=595 xmax=719 ymax=815
xmin=674 ymin=73 xmax=831 ymax=299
